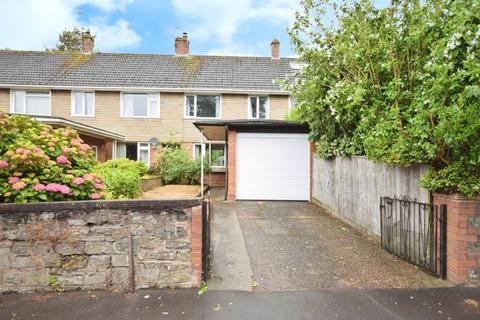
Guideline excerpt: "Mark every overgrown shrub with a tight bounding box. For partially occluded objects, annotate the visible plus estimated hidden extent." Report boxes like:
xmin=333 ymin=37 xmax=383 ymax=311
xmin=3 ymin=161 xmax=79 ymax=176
xmin=289 ymin=0 xmax=480 ymax=196
xmin=155 ymin=146 xmax=207 ymax=185
xmin=0 ymin=114 xmax=105 ymax=203
xmin=93 ymin=159 xmax=147 ymax=199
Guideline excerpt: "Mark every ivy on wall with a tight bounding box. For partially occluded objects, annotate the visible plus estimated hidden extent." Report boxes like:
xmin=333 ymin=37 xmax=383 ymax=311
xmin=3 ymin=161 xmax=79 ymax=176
xmin=287 ymin=0 xmax=480 ymax=196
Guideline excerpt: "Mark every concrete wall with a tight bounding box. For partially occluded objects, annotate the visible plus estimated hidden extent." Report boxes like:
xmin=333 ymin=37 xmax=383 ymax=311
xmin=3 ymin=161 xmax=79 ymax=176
xmin=0 ymin=199 xmax=203 ymax=293
xmin=312 ymin=156 xmax=429 ymax=237
xmin=0 ymin=89 xmax=290 ymax=143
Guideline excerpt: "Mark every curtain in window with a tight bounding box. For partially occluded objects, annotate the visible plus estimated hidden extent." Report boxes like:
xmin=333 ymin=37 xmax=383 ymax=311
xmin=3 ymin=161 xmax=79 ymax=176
xmin=123 ymin=94 xmax=148 ymax=117
xmin=13 ymin=90 xmax=25 ymax=113
xmin=259 ymin=96 xmax=267 ymax=119
xmin=116 ymin=142 xmax=127 ymax=158
xmin=250 ymin=97 xmax=258 ymax=118
xmin=25 ymin=92 xmax=50 ymax=115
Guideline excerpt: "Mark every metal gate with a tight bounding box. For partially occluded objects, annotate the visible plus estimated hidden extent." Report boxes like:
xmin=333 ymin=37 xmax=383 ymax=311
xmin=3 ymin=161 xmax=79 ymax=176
xmin=201 ymin=199 xmax=211 ymax=281
xmin=380 ymin=196 xmax=447 ymax=278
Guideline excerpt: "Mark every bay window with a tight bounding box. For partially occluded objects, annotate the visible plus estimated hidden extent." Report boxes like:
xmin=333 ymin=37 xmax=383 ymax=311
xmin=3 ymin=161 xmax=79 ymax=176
xmin=11 ymin=90 xmax=51 ymax=115
xmin=185 ymin=95 xmax=220 ymax=118
xmin=121 ymin=93 xmax=159 ymax=118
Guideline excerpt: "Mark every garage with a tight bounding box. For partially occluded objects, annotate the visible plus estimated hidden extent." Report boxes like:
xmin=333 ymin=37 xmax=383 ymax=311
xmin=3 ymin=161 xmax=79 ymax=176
xmin=193 ymin=120 xmax=311 ymax=201
xmin=236 ymin=132 xmax=310 ymax=201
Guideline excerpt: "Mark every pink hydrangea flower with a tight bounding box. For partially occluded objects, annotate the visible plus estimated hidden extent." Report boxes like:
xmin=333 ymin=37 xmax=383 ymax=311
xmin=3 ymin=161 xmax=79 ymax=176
xmin=32 ymin=184 xmax=46 ymax=191
xmin=90 ymin=192 xmax=102 ymax=200
xmin=83 ymin=173 xmax=95 ymax=181
xmin=0 ymin=160 xmax=8 ymax=169
xmin=94 ymin=183 xmax=104 ymax=189
xmin=71 ymin=138 xmax=83 ymax=146
xmin=8 ymin=177 xmax=20 ymax=185
xmin=58 ymin=185 xmax=70 ymax=194
xmin=12 ymin=181 xmax=26 ymax=190
xmin=80 ymin=144 xmax=91 ymax=152
xmin=15 ymin=148 xmax=25 ymax=154
xmin=56 ymin=155 xmax=71 ymax=165
xmin=32 ymin=147 xmax=41 ymax=153
xmin=73 ymin=177 xmax=85 ymax=185
xmin=45 ymin=183 xmax=71 ymax=194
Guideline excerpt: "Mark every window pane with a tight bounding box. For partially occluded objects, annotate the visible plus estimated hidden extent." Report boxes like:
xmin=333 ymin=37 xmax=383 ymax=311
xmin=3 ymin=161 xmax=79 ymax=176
xmin=148 ymin=95 xmax=159 ymax=117
xmin=139 ymin=149 xmax=149 ymax=165
xmin=196 ymin=96 xmax=217 ymax=118
xmin=250 ymin=97 xmax=257 ymax=118
xmin=85 ymin=92 xmax=94 ymax=115
xmin=211 ymin=144 xmax=225 ymax=167
xmin=13 ymin=90 xmax=25 ymax=113
xmin=26 ymin=92 xmax=50 ymax=115
xmin=116 ymin=142 xmax=127 ymax=158
xmin=123 ymin=94 xmax=148 ymax=117
xmin=91 ymin=145 xmax=98 ymax=160
xmin=259 ymin=96 xmax=267 ymax=119
xmin=194 ymin=144 xmax=203 ymax=159
xmin=186 ymin=96 xmax=195 ymax=117
xmin=74 ymin=92 xmax=84 ymax=115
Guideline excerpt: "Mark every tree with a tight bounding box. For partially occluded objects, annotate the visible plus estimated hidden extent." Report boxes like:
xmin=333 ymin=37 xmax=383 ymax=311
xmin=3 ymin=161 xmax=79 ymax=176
xmin=55 ymin=27 xmax=94 ymax=51
xmin=288 ymin=0 xmax=480 ymax=196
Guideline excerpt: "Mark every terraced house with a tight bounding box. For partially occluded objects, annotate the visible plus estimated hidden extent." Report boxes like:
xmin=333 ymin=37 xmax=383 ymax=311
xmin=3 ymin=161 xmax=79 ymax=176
xmin=0 ymin=33 xmax=296 ymax=187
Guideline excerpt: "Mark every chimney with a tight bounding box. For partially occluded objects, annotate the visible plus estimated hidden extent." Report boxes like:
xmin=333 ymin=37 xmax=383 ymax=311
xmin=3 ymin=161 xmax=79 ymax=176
xmin=271 ymin=38 xmax=280 ymax=59
xmin=175 ymin=32 xmax=189 ymax=55
xmin=81 ymin=31 xmax=94 ymax=54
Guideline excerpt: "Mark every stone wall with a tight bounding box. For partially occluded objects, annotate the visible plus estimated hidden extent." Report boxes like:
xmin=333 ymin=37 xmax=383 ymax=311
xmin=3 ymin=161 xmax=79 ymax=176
xmin=0 ymin=199 xmax=203 ymax=293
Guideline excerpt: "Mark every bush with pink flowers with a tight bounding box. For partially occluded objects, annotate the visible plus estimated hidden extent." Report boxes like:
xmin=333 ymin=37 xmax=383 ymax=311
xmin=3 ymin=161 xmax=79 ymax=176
xmin=0 ymin=114 xmax=105 ymax=203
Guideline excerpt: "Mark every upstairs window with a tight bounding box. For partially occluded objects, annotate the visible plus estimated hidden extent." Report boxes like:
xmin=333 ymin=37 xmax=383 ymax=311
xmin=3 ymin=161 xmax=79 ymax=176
xmin=11 ymin=90 xmax=51 ymax=115
xmin=249 ymin=96 xmax=268 ymax=119
xmin=72 ymin=91 xmax=95 ymax=116
xmin=121 ymin=93 xmax=159 ymax=118
xmin=185 ymin=95 xmax=220 ymax=118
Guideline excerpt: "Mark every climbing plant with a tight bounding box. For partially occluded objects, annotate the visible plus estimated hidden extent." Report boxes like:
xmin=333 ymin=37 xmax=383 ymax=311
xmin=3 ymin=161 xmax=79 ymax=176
xmin=288 ymin=0 xmax=480 ymax=196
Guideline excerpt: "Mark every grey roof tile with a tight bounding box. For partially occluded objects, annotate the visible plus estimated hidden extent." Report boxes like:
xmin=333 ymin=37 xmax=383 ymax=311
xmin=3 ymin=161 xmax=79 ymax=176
xmin=0 ymin=51 xmax=295 ymax=92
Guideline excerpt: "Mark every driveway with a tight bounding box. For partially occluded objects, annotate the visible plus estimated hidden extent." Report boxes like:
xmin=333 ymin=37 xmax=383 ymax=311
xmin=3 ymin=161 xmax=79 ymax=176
xmin=209 ymin=200 xmax=446 ymax=291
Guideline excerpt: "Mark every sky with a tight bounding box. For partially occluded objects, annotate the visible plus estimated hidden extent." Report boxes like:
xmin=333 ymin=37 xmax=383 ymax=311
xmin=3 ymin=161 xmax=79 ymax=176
xmin=0 ymin=0 xmax=388 ymax=57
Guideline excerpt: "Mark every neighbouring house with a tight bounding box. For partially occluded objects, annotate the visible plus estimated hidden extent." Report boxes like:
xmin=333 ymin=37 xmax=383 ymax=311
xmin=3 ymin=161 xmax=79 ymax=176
xmin=0 ymin=32 xmax=302 ymax=190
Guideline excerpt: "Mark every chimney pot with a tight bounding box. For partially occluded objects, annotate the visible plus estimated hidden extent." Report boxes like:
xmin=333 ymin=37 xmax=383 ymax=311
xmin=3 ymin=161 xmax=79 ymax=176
xmin=175 ymin=32 xmax=189 ymax=55
xmin=271 ymin=38 xmax=280 ymax=59
xmin=81 ymin=31 xmax=94 ymax=54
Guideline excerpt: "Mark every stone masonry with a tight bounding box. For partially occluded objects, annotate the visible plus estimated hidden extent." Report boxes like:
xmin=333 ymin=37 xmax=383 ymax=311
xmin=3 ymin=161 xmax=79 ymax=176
xmin=0 ymin=199 xmax=203 ymax=293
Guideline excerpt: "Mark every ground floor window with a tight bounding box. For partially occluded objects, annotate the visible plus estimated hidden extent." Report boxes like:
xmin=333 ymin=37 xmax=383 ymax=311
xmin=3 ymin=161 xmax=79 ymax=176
xmin=115 ymin=142 xmax=150 ymax=167
xmin=91 ymin=145 xmax=98 ymax=160
xmin=193 ymin=142 xmax=225 ymax=169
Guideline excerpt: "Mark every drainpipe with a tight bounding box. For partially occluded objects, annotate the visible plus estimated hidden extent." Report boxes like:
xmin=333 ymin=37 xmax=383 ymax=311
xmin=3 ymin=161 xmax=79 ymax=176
xmin=200 ymin=129 xmax=204 ymax=198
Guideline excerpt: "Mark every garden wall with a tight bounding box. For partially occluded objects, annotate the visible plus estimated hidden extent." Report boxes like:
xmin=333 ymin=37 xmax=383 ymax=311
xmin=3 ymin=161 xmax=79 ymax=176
xmin=0 ymin=199 xmax=203 ymax=293
xmin=312 ymin=156 xmax=429 ymax=237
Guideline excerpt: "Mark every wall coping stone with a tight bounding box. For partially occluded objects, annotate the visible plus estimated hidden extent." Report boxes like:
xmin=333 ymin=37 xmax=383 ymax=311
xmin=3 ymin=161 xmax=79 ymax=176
xmin=0 ymin=198 xmax=201 ymax=214
xmin=433 ymin=192 xmax=480 ymax=201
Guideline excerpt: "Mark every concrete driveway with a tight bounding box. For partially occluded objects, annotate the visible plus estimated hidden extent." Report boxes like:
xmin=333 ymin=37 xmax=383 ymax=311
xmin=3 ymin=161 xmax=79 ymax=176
xmin=208 ymin=200 xmax=446 ymax=292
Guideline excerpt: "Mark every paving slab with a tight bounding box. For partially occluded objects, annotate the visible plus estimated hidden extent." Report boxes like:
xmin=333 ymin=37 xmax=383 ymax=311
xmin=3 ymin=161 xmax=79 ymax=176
xmin=208 ymin=201 xmax=254 ymax=291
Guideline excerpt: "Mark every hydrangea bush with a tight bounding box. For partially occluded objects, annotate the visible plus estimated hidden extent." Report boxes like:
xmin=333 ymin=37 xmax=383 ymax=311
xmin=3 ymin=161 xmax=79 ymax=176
xmin=0 ymin=114 xmax=105 ymax=203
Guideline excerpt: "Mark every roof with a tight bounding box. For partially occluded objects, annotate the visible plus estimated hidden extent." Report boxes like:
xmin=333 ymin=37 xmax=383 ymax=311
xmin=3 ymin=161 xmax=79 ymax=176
xmin=0 ymin=51 xmax=296 ymax=94
xmin=194 ymin=119 xmax=309 ymax=141
xmin=31 ymin=115 xmax=125 ymax=141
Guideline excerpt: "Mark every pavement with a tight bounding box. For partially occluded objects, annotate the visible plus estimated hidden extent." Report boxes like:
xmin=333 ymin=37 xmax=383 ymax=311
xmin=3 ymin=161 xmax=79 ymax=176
xmin=1 ymin=287 xmax=479 ymax=320
xmin=209 ymin=199 xmax=445 ymax=291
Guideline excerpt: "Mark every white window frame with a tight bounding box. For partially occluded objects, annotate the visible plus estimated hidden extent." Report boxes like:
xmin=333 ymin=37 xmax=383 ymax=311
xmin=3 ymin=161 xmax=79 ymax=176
xmin=71 ymin=91 xmax=95 ymax=117
xmin=137 ymin=142 xmax=151 ymax=167
xmin=248 ymin=96 xmax=269 ymax=119
xmin=184 ymin=94 xmax=221 ymax=119
xmin=193 ymin=142 xmax=226 ymax=169
xmin=10 ymin=90 xmax=51 ymax=116
xmin=120 ymin=92 xmax=160 ymax=118
xmin=91 ymin=145 xmax=98 ymax=160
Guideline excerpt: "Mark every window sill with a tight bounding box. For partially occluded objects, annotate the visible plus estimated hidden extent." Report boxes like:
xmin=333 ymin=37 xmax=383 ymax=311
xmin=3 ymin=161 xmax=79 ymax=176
xmin=120 ymin=116 xmax=160 ymax=119
xmin=71 ymin=114 xmax=95 ymax=118
xmin=210 ymin=167 xmax=226 ymax=173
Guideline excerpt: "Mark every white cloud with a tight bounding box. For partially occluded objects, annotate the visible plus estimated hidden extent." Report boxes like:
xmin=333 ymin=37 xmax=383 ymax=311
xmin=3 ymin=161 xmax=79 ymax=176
xmin=171 ymin=0 xmax=298 ymax=55
xmin=0 ymin=0 xmax=140 ymax=51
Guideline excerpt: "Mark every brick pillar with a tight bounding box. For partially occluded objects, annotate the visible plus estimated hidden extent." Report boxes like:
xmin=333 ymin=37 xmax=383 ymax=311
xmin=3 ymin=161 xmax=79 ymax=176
xmin=104 ymin=139 xmax=113 ymax=161
xmin=227 ymin=130 xmax=236 ymax=200
xmin=191 ymin=205 xmax=202 ymax=287
xmin=433 ymin=193 xmax=480 ymax=285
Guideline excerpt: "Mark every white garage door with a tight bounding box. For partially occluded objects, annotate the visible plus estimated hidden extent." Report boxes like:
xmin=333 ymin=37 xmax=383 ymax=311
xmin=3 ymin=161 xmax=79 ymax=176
xmin=236 ymin=132 xmax=310 ymax=201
